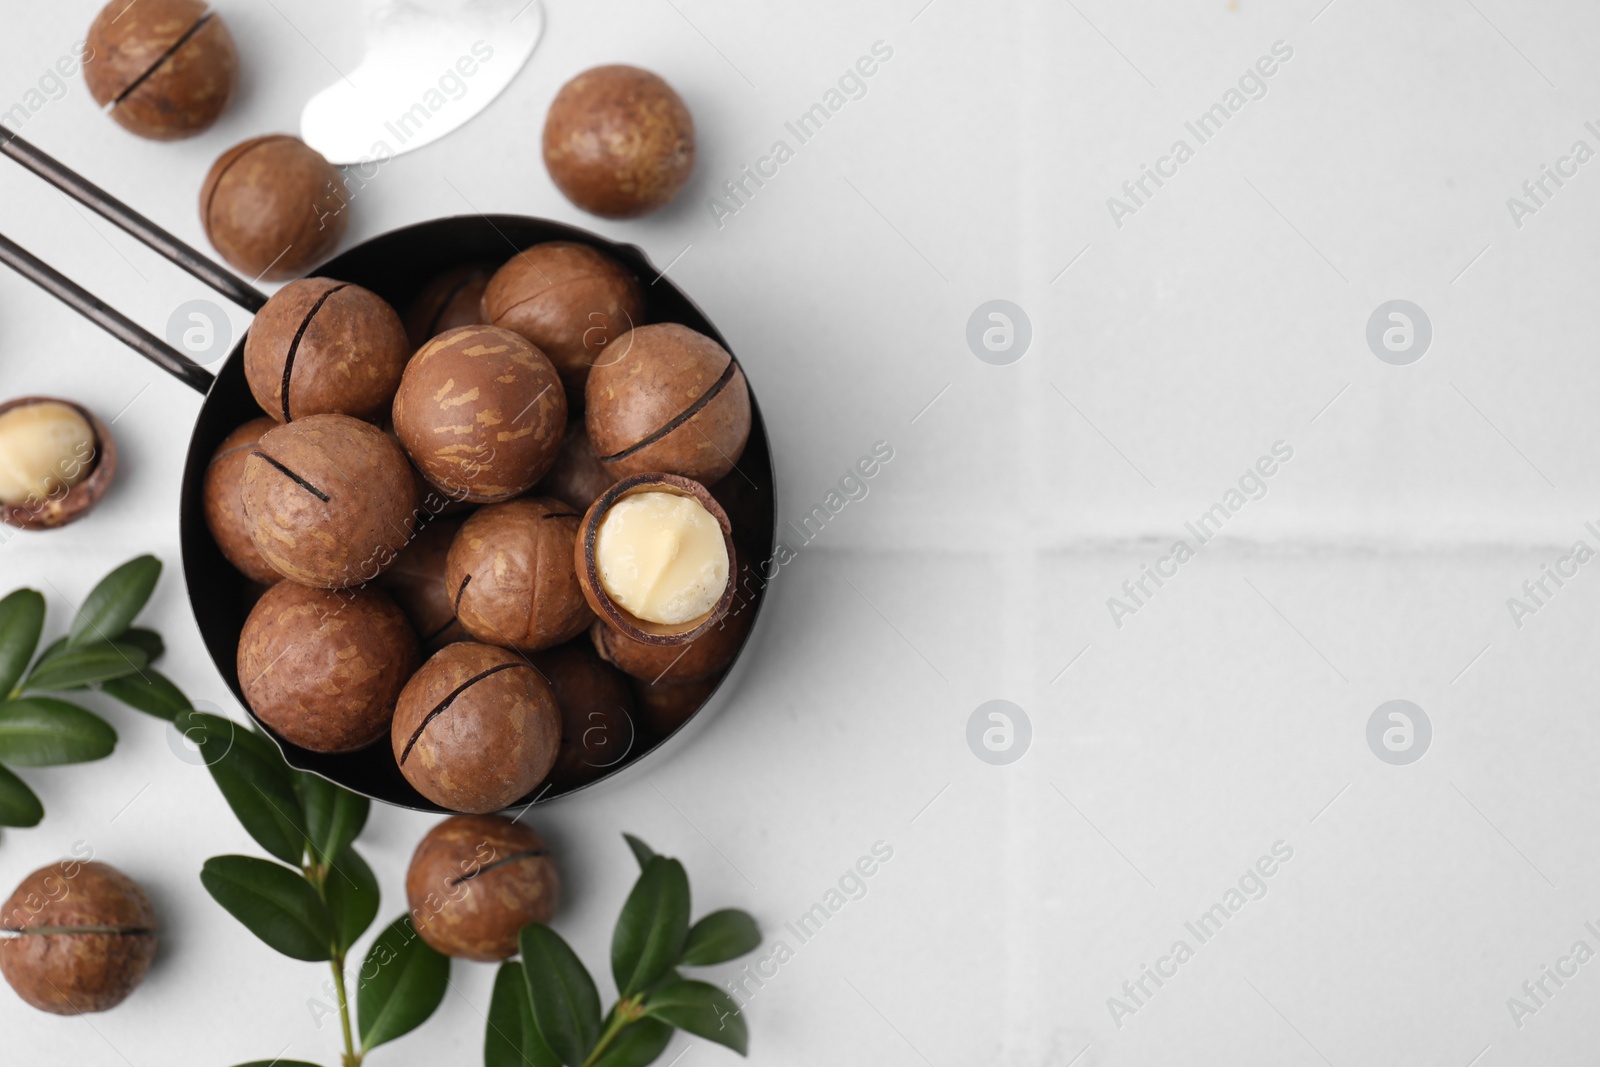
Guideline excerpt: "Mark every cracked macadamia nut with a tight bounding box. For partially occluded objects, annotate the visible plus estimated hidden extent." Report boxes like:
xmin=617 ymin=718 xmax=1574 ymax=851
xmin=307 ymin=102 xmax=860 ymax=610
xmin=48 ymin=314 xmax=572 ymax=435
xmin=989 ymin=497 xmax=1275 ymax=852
xmin=543 ymin=65 xmax=695 ymax=219
xmin=1 ymin=861 xmax=156 ymax=1015
xmin=202 ymin=135 xmax=347 ymax=280
xmin=407 ymin=814 xmax=558 ymax=960
xmin=392 ymin=642 xmax=561 ymax=813
xmin=241 ymin=414 xmax=418 ymax=588
xmin=482 ymin=243 xmax=643 ymax=401
xmin=0 ymin=397 xmax=115 ymax=532
xmin=447 ymin=498 xmax=592 ymax=653
xmin=379 ymin=516 xmax=469 ymax=652
xmin=203 ymin=416 xmax=281 ymax=585
xmin=392 ymin=326 xmax=566 ymax=504
xmin=238 ymin=580 xmax=418 ymax=752
xmin=244 ymin=279 xmax=411 ymax=423
xmin=533 ymin=642 xmax=637 ymax=788
xmin=84 ymin=0 xmax=238 ymax=140
xmin=595 ymin=491 xmax=729 ymax=626
xmin=406 ymin=264 xmax=494 ymax=349
xmin=586 ymin=323 xmax=750 ymax=484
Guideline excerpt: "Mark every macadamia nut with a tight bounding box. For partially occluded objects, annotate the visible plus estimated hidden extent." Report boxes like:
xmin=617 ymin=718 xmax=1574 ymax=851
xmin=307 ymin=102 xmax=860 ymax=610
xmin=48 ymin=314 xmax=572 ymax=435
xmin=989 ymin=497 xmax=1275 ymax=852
xmin=0 ymin=402 xmax=95 ymax=505
xmin=594 ymin=491 xmax=728 ymax=625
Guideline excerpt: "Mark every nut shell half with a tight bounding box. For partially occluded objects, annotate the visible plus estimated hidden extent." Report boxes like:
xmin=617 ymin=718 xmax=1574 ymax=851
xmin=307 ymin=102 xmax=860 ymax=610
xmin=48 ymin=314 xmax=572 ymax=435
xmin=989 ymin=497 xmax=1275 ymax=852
xmin=585 ymin=323 xmax=750 ymax=484
xmin=591 ymin=593 xmax=754 ymax=683
xmin=0 ymin=861 xmax=156 ymax=1015
xmin=392 ymin=642 xmax=561 ymax=813
xmin=576 ymin=474 xmax=735 ymax=645
xmin=0 ymin=397 xmax=116 ymax=532
xmin=238 ymin=581 xmax=418 ymax=753
xmin=407 ymin=814 xmax=559 ymax=961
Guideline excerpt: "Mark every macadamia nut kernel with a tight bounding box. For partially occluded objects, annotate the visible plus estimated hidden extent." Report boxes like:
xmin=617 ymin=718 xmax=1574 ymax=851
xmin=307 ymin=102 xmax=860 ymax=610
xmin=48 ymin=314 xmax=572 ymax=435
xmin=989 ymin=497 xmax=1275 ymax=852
xmin=0 ymin=402 xmax=94 ymax=505
xmin=594 ymin=491 xmax=728 ymax=625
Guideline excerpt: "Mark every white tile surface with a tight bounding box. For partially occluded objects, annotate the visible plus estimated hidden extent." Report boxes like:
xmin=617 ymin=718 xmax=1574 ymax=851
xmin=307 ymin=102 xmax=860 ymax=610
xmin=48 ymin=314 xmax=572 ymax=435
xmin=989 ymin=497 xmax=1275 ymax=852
xmin=4 ymin=0 xmax=1600 ymax=1064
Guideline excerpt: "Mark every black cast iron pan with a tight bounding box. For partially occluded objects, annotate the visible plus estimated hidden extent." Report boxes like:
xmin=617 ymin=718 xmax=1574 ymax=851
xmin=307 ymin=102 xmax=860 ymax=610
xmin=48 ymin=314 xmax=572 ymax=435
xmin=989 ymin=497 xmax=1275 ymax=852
xmin=0 ymin=131 xmax=775 ymax=812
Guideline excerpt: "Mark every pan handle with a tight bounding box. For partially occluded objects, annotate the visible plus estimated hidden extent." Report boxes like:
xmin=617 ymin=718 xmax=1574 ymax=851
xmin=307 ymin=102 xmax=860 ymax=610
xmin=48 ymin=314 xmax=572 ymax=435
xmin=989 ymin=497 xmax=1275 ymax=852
xmin=0 ymin=232 xmax=214 ymax=395
xmin=0 ymin=130 xmax=267 ymax=313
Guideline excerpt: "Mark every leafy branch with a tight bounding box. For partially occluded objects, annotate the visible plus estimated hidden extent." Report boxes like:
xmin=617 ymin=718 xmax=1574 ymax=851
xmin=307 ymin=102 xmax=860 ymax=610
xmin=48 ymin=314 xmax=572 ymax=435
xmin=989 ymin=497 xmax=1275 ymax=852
xmin=486 ymin=835 xmax=759 ymax=1067
xmin=0 ymin=556 xmax=166 ymax=828
xmin=180 ymin=707 xmax=450 ymax=1067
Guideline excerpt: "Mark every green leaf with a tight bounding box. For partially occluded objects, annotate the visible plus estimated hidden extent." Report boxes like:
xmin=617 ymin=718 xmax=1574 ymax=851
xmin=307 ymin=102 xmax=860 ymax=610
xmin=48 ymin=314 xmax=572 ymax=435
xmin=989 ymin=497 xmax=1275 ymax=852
xmin=644 ymin=979 xmax=747 ymax=1055
xmin=0 ymin=763 xmax=43 ymax=827
xmin=118 ymin=627 xmax=164 ymax=663
xmin=23 ymin=641 xmax=147 ymax=691
xmin=486 ymin=961 xmax=560 ymax=1067
xmin=623 ymin=834 xmax=657 ymax=869
xmin=201 ymin=855 xmax=333 ymax=962
xmin=67 ymin=555 xmax=160 ymax=647
xmin=101 ymin=669 xmax=191 ymax=722
xmin=520 ymin=924 xmax=602 ymax=1067
xmin=298 ymin=772 xmax=369 ymax=869
xmin=680 ymin=910 xmax=761 ymax=967
xmin=0 ymin=698 xmax=117 ymax=766
xmin=589 ymin=1019 xmax=675 ymax=1067
xmin=358 ymin=915 xmax=450 ymax=1051
xmin=325 ymin=844 xmax=380 ymax=953
xmin=182 ymin=711 xmax=306 ymax=866
xmin=0 ymin=589 xmax=45 ymax=698
xmin=612 ymin=856 xmax=690 ymax=998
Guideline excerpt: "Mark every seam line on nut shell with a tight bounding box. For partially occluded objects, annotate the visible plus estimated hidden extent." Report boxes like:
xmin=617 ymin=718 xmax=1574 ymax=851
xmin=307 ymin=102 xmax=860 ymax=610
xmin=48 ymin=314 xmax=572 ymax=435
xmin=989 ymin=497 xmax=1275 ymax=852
xmin=453 ymin=574 xmax=472 ymax=614
xmin=202 ymin=134 xmax=297 ymax=223
xmin=111 ymin=13 xmax=214 ymax=107
xmin=280 ymin=283 xmax=350 ymax=421
xmin=448 ymin=849 xmax=550 ymax=886
xmin=251 ymin=450 xmax=330 ymax=502
xmin=400 ymin=661 xmax=529 ymax=764
xmin=598 ymin=361 xmax=739 ymax=462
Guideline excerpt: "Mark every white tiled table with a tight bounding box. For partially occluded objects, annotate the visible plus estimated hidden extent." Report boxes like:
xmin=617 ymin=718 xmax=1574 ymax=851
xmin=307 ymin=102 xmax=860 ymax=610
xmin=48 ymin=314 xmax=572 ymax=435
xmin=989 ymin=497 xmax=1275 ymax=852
xmin=5 ymin=1 xmax=1600 ymax=1064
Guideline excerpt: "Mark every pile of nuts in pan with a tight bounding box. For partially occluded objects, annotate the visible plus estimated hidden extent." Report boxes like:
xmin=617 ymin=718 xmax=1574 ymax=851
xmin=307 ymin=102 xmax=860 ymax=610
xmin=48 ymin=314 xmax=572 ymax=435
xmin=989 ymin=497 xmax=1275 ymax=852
xmin=204 ymin=241 xmax=758 ymax=813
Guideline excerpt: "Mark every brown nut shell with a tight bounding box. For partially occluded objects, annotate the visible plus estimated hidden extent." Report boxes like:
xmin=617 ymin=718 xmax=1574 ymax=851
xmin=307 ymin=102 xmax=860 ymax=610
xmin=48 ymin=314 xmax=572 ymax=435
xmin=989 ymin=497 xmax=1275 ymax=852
xmin=532 ymin=642 xmax=637 ymax=788
xmin=378 ymin=516 xmax=469 ymax=652
xmin=591 ymin=593 xmax=754 ymax=683
xmin=0 ymin=397 xmax=116 ymax=532
xmin=633 ymin=674 xmax=720 ymax=737
xmin=534 ymin=421 xmax=614 ymax=513
xmin=447 ymin=498 xmax=593 ymax=653
xmin=238 ymin=580 xmax=418 ymax=753
xmin=542 ymin=65 xmax=695 ymax=219
xmin=482 ymin=243 xmax=643 ymax=401
xmin=576 ymin=474 xmax=734 ymax=645
xmin=406 ymin=815 xmax=558 ymax=960
xmin=405 ymin=264 xmax=494 ymax=349
xmin=392 ymin=642 xmax=561 ymax=813
xmin=201 ymin=135 xmax=348 ymax=281
xmin=203 ymin=416 xmax=281 ymax=584
xmin=241 ymin=414 xmax=418 ymax=588
xmin=0 ymin=861 xmax=156 ymax=1015
xmin=244 ymin=279 xmax=411 ymax=423
xmin=391 ymin=326 xmax=566 ymax=503
xmin=585 ymin=323 xmax=750 ymax=484
xmin=84 ymin=0 xmax=238 ymax=141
